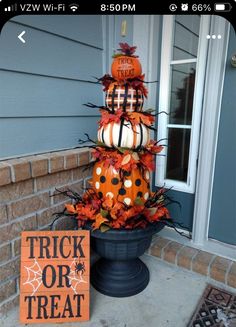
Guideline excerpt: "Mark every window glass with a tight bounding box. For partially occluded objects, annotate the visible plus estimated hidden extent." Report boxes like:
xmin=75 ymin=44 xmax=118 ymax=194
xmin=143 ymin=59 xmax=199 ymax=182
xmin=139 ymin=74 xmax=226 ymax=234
xmin=169 ymin=63 xmax=196 ymax=125
xmin=173 ymin=15 xmax=200 ymax=60
xmin=166 ymin=128 xmax=191 ymax=182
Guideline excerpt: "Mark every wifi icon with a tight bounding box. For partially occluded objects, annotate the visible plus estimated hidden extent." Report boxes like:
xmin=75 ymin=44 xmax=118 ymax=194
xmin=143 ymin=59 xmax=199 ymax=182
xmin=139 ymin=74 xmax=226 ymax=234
xmin=69 ymin=3 xmax=79 ymax=12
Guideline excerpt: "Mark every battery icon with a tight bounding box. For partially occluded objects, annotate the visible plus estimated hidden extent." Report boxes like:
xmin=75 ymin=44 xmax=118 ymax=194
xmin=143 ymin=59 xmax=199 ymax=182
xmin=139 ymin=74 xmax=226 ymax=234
xmin=214 ymin=3 xmax=232 ymax=11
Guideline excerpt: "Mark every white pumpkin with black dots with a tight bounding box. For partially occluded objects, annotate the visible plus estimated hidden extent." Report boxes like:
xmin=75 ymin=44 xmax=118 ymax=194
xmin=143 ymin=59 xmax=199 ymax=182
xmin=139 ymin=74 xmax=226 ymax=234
xmin=98 ymin=120 xmax=150 ymax=149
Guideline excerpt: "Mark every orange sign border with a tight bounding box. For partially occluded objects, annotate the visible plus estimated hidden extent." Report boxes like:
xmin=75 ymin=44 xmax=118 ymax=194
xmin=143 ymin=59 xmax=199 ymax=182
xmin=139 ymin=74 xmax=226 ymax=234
xmin=20 ymin=230 xmax=90 ymax=324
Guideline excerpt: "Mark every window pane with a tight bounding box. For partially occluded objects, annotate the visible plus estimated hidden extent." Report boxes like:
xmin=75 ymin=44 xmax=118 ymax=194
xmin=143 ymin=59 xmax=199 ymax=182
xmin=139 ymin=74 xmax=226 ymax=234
xmin=173 ymin=15 xmax=200 ymax=60
xmin=166 ymin=128 xmax=191 ymax=182
xmin=169 ymin=63 xmax=196 ymax=125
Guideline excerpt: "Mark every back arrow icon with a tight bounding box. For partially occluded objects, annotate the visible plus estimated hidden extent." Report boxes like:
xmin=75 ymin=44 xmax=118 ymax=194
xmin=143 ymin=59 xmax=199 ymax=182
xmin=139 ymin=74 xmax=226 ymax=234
xmin=18 ymin=31 xmax=26 ymax=43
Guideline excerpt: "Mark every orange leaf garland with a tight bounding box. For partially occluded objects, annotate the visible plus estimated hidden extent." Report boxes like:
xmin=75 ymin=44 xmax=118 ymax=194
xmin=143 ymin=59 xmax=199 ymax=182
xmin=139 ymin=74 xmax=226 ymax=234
xmin=98 ymin=110 xmax=155 ymax=129
xmin=58 ymin=185 xmax=172 ymax=231
xmin=92 ymin=142 xmax=163 ymax=173
xmin=99 ymin=109 xmax=123 ymax=128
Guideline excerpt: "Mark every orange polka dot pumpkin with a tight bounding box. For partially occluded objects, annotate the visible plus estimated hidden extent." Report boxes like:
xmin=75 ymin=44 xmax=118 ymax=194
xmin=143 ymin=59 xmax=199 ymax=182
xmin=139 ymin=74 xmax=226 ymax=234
xmin=111 ymin=56 xmax=142 ymax=81
xmin=92 ymin=161 xmax=150 ymax=206
xmin=106 ymin=82 xmax=144 ymax=112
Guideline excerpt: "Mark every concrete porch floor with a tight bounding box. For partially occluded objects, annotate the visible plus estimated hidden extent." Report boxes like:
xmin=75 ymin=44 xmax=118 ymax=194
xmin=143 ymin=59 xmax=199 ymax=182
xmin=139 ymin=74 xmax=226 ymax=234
xmin=1 ymin=254 xmax=235 ymax=327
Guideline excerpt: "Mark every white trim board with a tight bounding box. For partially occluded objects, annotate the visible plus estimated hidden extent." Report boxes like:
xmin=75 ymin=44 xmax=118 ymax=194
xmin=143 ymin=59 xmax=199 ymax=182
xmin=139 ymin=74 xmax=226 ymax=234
xmin=155 ymin=15 xmax=211 ymax=194
xmin=133 ymin=15 xmax=161 ymax=111
xmin=192 ymin=15 xmax=231 ymax=246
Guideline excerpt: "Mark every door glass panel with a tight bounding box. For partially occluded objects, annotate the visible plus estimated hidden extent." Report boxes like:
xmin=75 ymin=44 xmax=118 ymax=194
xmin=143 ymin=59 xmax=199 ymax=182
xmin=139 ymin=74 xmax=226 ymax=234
xmin=173 ymin=15 xmax=200 ymax=60
xmin=169 ymin=63 xmax=196 ymax=125
xmin=166 ymin=128 xmax=191 ymax=182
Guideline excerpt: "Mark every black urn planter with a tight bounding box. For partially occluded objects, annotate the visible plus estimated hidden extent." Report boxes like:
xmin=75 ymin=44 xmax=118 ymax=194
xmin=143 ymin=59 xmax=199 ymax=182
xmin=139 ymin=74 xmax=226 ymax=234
xmin=84 ymin=222 xmax=164 ymax=297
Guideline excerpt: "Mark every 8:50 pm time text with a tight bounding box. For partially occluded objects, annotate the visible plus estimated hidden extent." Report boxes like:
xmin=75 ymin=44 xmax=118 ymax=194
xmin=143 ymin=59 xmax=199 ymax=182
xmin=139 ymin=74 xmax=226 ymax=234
xmin=100 ymin=4 xmax=136 ymax=12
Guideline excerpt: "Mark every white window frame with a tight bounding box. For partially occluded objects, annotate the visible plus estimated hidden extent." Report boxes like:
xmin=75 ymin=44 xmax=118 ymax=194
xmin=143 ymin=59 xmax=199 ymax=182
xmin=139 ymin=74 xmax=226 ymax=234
xmin=155 ymin=15 xmax=210 ymax=193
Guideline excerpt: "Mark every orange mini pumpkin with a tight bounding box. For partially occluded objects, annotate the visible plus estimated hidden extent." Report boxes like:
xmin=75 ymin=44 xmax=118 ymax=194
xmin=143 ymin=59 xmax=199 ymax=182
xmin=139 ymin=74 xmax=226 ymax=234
xmin=106 ymin=82 xmax=144 ymax=112
xmin=111 ymin=56 xmax=142 ymax=81
xmin=92 ymin=160 xmax=150 ymax=206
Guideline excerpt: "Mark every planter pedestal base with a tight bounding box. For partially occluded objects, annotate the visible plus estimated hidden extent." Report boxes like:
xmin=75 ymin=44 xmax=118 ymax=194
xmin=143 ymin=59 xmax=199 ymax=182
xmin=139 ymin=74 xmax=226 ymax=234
xmin=85 ymin=222 xmax=164 ymax=298
xmin=91 ymin=258 xmax=149 ymax=297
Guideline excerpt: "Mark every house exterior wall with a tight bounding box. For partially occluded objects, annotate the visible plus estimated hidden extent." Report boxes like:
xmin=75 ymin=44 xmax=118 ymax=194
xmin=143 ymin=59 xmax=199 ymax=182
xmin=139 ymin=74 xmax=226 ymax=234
xmin=0 ymin=14 xmax=136 ymax=313
xmin=0 ymin=15 xmax=103 ymax=159
xmin=208 ymin=26 xmax=236 ymax=245
xmin=0 ymin=15 xmax=104 ymax=313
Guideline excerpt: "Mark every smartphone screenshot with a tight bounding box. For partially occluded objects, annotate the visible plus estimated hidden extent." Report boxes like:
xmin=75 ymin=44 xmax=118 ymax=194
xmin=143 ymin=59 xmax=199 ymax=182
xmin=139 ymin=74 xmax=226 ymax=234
xmin=0 ymin=1 xmax=235 ymax=326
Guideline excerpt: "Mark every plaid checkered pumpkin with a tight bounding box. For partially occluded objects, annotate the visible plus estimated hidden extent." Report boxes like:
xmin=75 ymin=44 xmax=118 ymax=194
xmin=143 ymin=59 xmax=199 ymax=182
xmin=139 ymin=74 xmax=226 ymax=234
xmin=98 ymin=120 xmax=150 ymax=149
xmin=106 ymin=83 xmax=144 ymax=112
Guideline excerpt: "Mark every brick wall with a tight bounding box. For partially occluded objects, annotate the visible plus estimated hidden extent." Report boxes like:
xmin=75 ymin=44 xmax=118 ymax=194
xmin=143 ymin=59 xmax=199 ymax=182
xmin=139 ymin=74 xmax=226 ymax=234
xmin=0 ymin=148 xmax=92 ymax=315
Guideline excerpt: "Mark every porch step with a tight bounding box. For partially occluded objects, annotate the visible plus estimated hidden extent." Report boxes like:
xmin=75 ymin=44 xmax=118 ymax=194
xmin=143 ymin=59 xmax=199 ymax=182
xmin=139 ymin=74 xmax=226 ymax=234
xmin=148 ymin=236 xmax=236 ymax=289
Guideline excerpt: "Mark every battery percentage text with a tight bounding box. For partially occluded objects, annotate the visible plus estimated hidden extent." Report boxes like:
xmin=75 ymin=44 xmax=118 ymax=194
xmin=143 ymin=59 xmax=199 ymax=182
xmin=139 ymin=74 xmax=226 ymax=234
xmin=192 ymin=4 xmax=211 ymax=11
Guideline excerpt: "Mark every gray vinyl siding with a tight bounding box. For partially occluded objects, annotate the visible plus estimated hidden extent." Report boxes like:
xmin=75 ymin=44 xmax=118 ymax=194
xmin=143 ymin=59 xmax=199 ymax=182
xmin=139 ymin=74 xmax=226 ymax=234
xmin=0 ymin=15 xmax=104 ymax=159
xmin=208 ymin=26 xmax=236 ymax=245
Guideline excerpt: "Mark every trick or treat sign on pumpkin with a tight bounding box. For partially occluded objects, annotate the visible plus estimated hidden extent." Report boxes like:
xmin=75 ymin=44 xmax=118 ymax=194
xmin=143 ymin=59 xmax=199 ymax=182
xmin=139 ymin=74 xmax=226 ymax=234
xmin=19 ymin=231 xmax=90 ymax=324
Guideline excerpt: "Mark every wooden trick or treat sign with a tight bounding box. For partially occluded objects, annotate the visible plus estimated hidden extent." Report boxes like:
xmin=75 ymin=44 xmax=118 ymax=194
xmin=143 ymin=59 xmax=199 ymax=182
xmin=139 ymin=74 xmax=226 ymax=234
xmin=20 ymin=231 xmax=90 ymax=324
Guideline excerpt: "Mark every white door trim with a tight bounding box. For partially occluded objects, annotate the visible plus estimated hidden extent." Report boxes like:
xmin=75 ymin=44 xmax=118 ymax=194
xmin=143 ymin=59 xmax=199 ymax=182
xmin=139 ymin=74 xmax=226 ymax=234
xmin=133 ymin=15 xmax=161 ymax=111
xmin=192 ymin=15 xmax=231 ymax=246
xmin=155 ymin=15 xmax=211 ymax=194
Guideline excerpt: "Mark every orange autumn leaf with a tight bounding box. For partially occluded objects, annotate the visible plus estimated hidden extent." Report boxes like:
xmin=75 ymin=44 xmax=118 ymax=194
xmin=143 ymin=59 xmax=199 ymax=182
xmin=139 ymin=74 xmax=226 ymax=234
xmin=92 ymin=213 xmax=109 ymax=230
xmin=110 ymin=202 xmax=124 ymax=219
xmin=99 ymin=109 xmax=123 ymax=128
xmin=65 ymin=204 xmax=77 ymax=214
xmin=121 ymin=154 xmax=131 ymax=165
xmin=79 ymin=206 xmax=97 ymax=220
xmin=140 ymin=152 xmax=155 ymax=171
xmin=144 ymin=206 xmax=170 ymax=223
xmin=102 ymin=196 xmax=114 ymax=210
xmin=123 ymin=206 xmax=144 ymax=221
xmin=146 ymin=140 xmax=164 ymax=154
xmin=128 ymin=112 xmax=155 ymax=126
xmin=111 ymin=219 xmax=125 ymax=229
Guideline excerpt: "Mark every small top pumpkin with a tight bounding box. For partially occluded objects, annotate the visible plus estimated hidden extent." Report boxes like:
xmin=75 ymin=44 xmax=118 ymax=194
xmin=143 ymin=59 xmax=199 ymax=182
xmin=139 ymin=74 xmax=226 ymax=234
xmin=111 ymin=43 xmax=142 ymax=81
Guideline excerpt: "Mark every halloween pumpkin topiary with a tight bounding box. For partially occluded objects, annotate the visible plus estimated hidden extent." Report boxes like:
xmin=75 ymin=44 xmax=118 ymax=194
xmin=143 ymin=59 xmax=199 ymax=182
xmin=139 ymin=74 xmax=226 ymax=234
xmin=52 ymin=43 xmax=178 ymax=298
xmin=54 ymin=43 xmax=171 ymax=231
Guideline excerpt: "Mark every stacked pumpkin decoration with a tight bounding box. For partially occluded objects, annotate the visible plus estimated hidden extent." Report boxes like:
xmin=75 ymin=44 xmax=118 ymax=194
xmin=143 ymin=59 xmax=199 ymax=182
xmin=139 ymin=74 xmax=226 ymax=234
xmin=59 ymin=43 xmax=170 ymax=231
xmin=93 ymin=43 xmax=152 ymax=207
